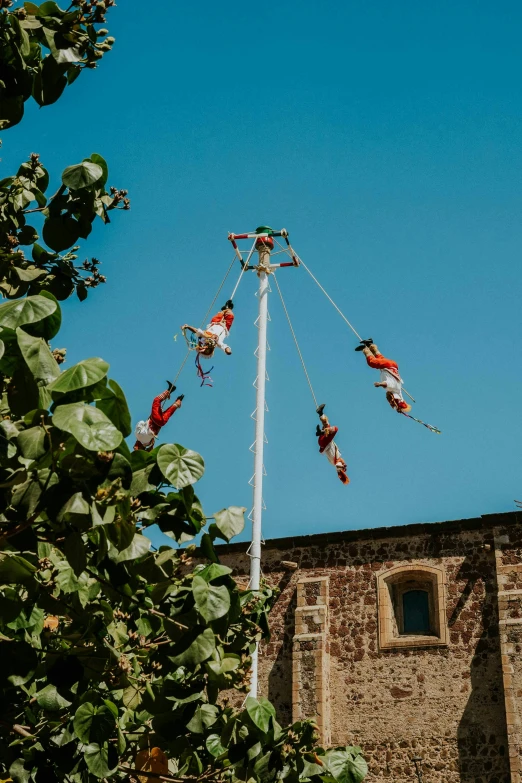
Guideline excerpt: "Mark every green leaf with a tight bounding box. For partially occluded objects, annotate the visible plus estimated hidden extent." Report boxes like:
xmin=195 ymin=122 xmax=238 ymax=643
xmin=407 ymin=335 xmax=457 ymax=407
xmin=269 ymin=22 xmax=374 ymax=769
xmin=122 ymin=684 xmax=143 ymax=709
xmin=55 ymin=564 xmax=80 ymax=593
xmin=24 ymin=291 xmax=62 ymax=340
xmin=42 ymin=214 xmax=80 ymax=252
xmin=0 ymin=553 xmax=37 ymax=583
xmin=8 ymin=759 xmax=31 ymax=783
xmin=96 ymin=378 xmax=131 ymax=437
xmin=73 ymin=702 xmax=116 ymax=744
xmin=39 ymin=384 xmax=52 ymax=410
xmin=107 ymin=517 xmax=135 ymax=551
xmin=64 ymin=530 xmax=87 ymax=575
xmin=196 ymin=562 xmax=232 ymax=581
xmin=90 ymin=153 xmax=108 ymax=186
xmin=0 ymin=294 xmax=56 ymax=329
xmin=36 ymin=683 xmax=72 ymax=712
xmin=116 ymin=727 xmax=126 ymax=754
xmin=186 ymin=703 xmax=219 ymax=733
xmin=50 ymin=357 xmax=109 ymax=394
xmin=253 ymin=751 xmax=271 ymax=777
xmin=192 ymin=575 xmax=231 ymax=622
xmin=213 ymin=506 xmax=246 ymax=542
xmin=16 ymin=327 xmax=60 ymax=385
xmin=206 ymin=655 xmax=240 ymax=685
xmin=58 ymin=491 xmax=90 ymax=521
xmin=39 ymin=1 xmax=64 ymax=14
xmin=14 ymin=265 xmax=46 ymax=281
xmin=103 ymin=699 xmax=119 ymax=719
xmin=110 ymin=532 xmax=151 ymax=563
xmin=129 ymin=464 xmax=156 ymax=495
xmin=157 ymin=443 xmax=205 ymax=489
xmin=53 ymin=402 xmax=122 ymax=451
xmin=84 ymin=742 xmax=118 ymax=778
xmin=32 ymin=54 xmax=68 ymax=107
xmin=323 ymin=748 xmax=368 ymax=783
xmin=170 ymin=627 xmax=216 ymax=667
xmin=245 ymin=696 xmax=276 ymax=733
xmin=200 ymin=532 xmax=218 ymax=563
xmin=206 ymin=733 xmax=227 ymax=758
xmin=17 ymin=425 xmax=47 ymax=460
xmin=62 ymin=161 xmax=103 ymax=190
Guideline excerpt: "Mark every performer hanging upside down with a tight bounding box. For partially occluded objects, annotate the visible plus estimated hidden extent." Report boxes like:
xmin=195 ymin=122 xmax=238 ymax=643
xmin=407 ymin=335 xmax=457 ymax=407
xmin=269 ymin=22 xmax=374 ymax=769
xmin=133 ymin=381 xmax=184 ymax=451
xmin=182 ymin=300 xmax=234 ymax=359
xmin=315 ymin=404 xmax=349 ymax=485
xmin=355 ymin=339 xmax=411 ymax=413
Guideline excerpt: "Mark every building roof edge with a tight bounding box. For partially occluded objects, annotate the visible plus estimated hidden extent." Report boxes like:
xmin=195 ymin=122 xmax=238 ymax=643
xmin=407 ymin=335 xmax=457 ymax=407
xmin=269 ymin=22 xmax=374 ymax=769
xmin=215 ymin=510 xmax=521 ymax=555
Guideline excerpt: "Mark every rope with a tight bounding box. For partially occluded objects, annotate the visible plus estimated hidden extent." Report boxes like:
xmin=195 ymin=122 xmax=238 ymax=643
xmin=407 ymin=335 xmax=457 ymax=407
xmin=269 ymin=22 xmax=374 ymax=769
xmin=299 ymin=257 xmax=416 ymax=403
xmin=399 ymin=410 xmax=441 ymax=434
xmin=200 ymin=255 xmax=236 ymax=328
xmin=229 ymin=239 xmax=256 ymax=300
xmin=229 ymin=266 xmax=246 ymax=302
xmin=299 ymin=259 xmax=363 ymax=341
xmin=273 ymin=273 xmax=318 ymax=408
xmin=173 ymin=255 xmax=236 ymax=384
xmin=173 ymin=349 xmax=191 ymax=385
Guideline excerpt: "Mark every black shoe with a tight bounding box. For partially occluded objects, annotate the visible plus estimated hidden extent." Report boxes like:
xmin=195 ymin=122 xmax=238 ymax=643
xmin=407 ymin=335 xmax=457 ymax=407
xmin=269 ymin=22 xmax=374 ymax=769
xmin=165 ymin=380 xmax=176 ymax=395
xmin=316 ymin=403 xmax=326 ymax=416
xmin=315 ymin=425 xmax=322 ymax=437
xmin=355 ymin=338 xmax=373 ymax=351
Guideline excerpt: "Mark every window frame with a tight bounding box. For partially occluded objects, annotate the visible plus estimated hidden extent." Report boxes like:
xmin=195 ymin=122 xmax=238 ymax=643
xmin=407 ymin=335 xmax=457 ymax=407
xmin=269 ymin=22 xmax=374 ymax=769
xmin=377 ymin=564 xmax=448 ymax=650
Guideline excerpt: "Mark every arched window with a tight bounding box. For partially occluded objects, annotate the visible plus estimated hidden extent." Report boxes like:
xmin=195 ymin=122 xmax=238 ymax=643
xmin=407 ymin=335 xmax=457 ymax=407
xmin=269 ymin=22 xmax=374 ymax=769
xmin=377 ymin=565 xmax=448 ymax=650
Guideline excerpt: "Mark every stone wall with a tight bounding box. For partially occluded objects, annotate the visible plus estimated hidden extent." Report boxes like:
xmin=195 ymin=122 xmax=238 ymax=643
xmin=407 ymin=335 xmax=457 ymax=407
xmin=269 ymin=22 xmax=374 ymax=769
xmin=218 ymin=512 xmax=522 ymax=782
xmin=494 ymin=522 xmax=522 ymax=783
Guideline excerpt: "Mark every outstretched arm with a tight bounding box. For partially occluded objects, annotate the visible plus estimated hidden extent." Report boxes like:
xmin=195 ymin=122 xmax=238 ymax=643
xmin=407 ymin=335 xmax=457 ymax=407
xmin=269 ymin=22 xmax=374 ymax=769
xmin=182 ymin=324 xmax=205 ymax=338
xmin=216 ymin=339 xmax=232 ymax=355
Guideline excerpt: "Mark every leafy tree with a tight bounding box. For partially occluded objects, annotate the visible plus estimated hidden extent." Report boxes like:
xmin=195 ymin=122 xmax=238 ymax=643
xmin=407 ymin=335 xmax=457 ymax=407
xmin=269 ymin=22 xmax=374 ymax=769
xmin=1 ymin=0 xmax=117 ymax=129
xmin=0 ymin=150 xmax=129 ymax=301
xmin=0 ymin=3 xmax=368 ymax=782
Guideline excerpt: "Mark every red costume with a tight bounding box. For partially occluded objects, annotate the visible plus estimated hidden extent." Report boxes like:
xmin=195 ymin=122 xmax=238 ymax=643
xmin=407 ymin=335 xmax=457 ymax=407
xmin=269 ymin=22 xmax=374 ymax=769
xmin=317 ymin=417 xmax=349 ymax=485
xmin=133 ymin=390 xmax=181 ymax=451
xmin=210 ymin=309 xmax=234 ymax=332
xmin=149 ymin=390 xmax=179 ymax=435
xmin=359 ymin=342 xmax=411 ymax=412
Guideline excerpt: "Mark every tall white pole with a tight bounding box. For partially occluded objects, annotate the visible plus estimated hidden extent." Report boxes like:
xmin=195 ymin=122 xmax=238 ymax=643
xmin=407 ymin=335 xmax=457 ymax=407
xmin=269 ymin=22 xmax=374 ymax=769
xmin=249 ymin=240 xmax=271 ymax=698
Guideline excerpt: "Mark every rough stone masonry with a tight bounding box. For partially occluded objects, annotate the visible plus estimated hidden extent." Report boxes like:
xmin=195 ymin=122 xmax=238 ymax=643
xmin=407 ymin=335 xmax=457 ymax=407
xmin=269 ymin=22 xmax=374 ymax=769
xmin=217 ymin=511 xmax=522 ymax=783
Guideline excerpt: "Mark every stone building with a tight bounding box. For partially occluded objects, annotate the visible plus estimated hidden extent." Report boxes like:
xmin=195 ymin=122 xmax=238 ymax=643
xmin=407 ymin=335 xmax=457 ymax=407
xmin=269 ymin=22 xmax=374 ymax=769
xmin=218 ymin=511 xmax=522 ymax=783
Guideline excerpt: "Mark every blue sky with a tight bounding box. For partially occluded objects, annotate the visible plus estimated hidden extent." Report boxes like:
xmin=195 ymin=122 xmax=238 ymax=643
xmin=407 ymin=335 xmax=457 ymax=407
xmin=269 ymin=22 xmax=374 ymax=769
xmin=4 ymin=1 xmax=522 ymax=547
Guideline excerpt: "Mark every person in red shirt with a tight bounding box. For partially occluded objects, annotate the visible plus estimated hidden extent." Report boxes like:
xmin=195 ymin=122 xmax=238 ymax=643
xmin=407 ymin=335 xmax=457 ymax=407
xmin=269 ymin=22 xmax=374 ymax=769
xmin=315 ymin=404 xmax=349 ymax=485
xmin=182 ymin=300 xmax=234 ymax=358
xmin=355 ymin=338 xmax=411 ymax=413
xmin=133 ymin=382 xmax=183 ymax=451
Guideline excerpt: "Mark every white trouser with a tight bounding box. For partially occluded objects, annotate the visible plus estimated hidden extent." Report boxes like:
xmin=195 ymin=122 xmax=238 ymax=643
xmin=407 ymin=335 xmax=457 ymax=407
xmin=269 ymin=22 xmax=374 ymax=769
xmin=323 ymin=439 xmax=344 ymax=468
xmin=380 ymin=369 xmax=404 ymax=402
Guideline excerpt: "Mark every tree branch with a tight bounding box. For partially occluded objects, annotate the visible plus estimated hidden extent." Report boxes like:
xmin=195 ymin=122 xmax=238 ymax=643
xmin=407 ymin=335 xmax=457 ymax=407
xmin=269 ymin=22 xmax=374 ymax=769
xmin=0 ymin=512 xmax=38 ymax=544
xmin=118 ymin=768 xmax=220 ymax=783
xmin=0 ymin=720 xmax=34 ymax=738
xmin=118 ymin=767 xmax=181 ymax=782
xmin=148 ymin=608 xmax=188 ymax=630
